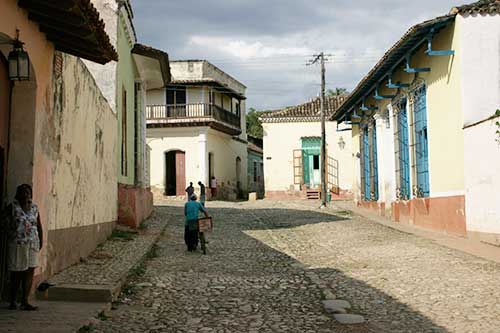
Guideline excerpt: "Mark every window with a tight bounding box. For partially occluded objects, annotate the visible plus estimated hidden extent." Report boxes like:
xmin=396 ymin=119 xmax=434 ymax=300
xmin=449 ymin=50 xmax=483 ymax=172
xmin=394 ymin=98 xmax=411 ymax=200
xmin=410 ymin=84 xmax=429 ymax=198
xmin=166 ymin=86 xmax=186 ymax=105
xmin=360 ymin=122 xmax=379 ymax=201
xmin=313 ymin=155 xmax=320 ymax=170
xmin=121 ymin=87 xmax=128 ymax=176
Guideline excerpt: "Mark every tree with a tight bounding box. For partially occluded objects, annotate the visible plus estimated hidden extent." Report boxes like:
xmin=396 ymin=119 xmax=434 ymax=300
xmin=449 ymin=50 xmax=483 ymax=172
xmin=326 ymin=87 xmax=349 ymax=96
xmin=246 ymin=108 xmax=265 ymax=139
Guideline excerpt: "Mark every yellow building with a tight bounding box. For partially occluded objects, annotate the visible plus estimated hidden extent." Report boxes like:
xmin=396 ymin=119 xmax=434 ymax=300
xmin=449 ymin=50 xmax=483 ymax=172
xmin=332 ymin=0 xmax=500 ymax=242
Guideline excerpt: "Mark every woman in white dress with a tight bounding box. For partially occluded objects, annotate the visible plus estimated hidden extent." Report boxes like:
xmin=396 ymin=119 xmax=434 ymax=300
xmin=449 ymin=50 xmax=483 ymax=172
xmin=5 ymin=184 xmax=42 ymax=310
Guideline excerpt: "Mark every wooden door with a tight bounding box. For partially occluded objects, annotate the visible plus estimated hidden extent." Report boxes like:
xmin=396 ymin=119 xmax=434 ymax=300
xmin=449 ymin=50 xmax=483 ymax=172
xmin=175 ymin=151 xmax=186 ymax=196
xmin=0 ymin=53 xmax=10 ymax=299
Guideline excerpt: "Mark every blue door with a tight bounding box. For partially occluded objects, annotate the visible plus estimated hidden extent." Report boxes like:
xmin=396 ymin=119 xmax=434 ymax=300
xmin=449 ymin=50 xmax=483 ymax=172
xmin=397 ymin=100 xmax=411 ymax=200
xmin=413 ymin=85 xmax=430 ymax=197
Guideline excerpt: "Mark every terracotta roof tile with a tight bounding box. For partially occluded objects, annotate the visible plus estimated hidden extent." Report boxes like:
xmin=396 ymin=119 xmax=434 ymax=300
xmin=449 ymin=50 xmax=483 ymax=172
xmin=451 ymin=0 xmax=500 ymax=15
xmin=18 ymin=0 xmax=118 ymax=64
xmin=261 ymin=95 xmax=348 ymax=122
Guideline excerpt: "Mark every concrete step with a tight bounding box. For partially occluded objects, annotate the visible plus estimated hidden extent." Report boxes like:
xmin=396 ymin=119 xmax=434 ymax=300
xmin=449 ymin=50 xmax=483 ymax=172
xmin=44 ymin=284 xmax=121 ymax=303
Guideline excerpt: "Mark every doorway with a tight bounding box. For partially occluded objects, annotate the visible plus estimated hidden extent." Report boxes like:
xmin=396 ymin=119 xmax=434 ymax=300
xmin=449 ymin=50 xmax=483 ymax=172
xmin=0 ymin=48 xmax=9 ymax=299
xmin=164 ymin=150 xmax=185 ymax=196
xmin=301 ymin=137 xmax=321 ymax=188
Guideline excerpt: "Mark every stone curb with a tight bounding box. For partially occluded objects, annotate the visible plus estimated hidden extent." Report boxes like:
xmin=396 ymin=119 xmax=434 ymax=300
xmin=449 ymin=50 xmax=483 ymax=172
xmin=44 ymin=219 xmax=168 ymax=304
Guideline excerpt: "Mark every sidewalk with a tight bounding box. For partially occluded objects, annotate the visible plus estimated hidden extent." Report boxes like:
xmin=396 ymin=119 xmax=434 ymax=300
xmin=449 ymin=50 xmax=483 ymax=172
xmin=0 ymin=210 xmax=169 ymax=332
xmin=331 ymin=200 xmax=500 ymax=265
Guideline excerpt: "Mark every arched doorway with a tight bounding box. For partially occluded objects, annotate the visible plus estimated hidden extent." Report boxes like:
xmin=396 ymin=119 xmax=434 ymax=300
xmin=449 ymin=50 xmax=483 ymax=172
xmin=164 ymin=150 xmax=185 ymax=196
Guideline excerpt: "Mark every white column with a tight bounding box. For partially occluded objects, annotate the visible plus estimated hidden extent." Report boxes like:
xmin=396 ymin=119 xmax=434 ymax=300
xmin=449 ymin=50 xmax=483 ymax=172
xmin=198 ymin=129 xmax=208 ymax=184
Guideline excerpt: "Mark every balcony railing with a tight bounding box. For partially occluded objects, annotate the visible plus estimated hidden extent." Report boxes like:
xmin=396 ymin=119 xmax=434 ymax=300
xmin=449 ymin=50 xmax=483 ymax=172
xmin=146 ymin=103 xmax=241 ymax=129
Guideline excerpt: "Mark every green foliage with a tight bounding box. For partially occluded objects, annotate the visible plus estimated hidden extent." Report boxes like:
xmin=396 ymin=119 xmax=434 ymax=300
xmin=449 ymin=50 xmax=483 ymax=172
xmin=326 ymin=87 xmax=349 ymax=96
xmin=246 ymin=107 xmax=265 ymax=139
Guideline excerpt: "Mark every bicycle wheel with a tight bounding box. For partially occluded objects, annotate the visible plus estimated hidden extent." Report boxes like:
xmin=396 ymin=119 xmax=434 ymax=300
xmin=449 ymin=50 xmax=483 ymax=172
xmin=199 ymin=232 xmax=207 ymax=255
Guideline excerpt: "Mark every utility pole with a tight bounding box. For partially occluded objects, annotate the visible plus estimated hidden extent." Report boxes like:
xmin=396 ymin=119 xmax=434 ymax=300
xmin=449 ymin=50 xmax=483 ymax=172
xmin=308 ymin=52 xmax=328 ymax=208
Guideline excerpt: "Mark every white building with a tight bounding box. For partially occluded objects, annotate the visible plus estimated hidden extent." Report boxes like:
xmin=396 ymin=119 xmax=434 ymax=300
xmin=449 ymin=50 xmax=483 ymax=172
xmin=146 ymin=60 xmax=248 ymax=200
xmin=261 ymin=96 xmax=353 ymax=200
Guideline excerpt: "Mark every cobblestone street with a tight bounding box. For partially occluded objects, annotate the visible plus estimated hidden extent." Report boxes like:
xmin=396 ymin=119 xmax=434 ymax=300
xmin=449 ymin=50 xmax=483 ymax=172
xmin=96 ymin=200 xmax=500 ymax=332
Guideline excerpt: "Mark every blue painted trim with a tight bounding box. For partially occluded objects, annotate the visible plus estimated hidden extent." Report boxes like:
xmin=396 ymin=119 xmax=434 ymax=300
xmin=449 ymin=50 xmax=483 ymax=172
xmin=387 ymin=75 xmax=410 ymax=89
xmin=405 ymin=54 xmax=430 ymax=73
xmin=374 ymin=85 xmax=396 ymax=100
xmin=425 ymin=34 xmax=454 ymax=56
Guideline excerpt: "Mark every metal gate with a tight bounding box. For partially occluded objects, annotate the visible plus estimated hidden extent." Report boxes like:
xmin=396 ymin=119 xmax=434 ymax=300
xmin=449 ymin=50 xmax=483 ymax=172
xmin=293 ymin=149 xmax=303 ymax=187
xmin=328 ymin=156 xmax=339 ymax=195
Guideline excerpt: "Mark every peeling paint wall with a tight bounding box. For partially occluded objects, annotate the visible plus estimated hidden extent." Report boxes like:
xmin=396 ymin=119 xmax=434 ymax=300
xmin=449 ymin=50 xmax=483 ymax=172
xmin=48 ymin=53 xmax=118 ymax=231
xmin=42 ymin=53 xmax=118 ymax=275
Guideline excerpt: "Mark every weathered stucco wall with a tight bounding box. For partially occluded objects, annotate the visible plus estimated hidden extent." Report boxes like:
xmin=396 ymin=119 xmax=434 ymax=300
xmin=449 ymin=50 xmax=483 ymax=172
xmin=85 ymin=0 xmax=118 ymax=111
xmin=206 ymin=129 xmax=248 ymax=195
xmin=44 ymin=53 xmax=118 ymax=274
xmin=459 ymin=14 xmax=500 ymax=241
xmin=262 ymin=121 xmax=353 ymax=193
xmin=147 ymin=126 xmax=248 ymax=198
xmin=147 ymin=127 xmax=201 ymax=192
xmin=49 ymin=53 xmax=118 ymax=230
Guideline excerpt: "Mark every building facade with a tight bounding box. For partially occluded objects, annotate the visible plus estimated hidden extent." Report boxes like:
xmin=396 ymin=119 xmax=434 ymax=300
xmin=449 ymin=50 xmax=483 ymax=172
xmin=261 ymin=96 xmax=353 ymax=200
xmin=247 ymin=136 xmax=264 ymax=199
xmin=332 ymin=0 xmax=500 ymax=243
xmin=86 ymin=0 xmax=170 ymax=227
xmin=0 ymin=0 xmax=118 ymax=292
xmin=146 ymin=60 xmax=248 ymax=200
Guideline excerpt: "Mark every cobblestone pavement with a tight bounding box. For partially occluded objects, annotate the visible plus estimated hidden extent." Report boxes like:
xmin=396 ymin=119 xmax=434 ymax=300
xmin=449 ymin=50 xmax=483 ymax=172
xmin=51 ymin=211 xmax=166 ymax=286
xmin=96 ymin=200 xmax=500 ymax=332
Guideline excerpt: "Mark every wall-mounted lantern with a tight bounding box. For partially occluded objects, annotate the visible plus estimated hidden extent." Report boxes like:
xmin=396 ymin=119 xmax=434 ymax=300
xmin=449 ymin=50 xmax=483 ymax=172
xmin=338 ymin=136 xmax=345 ymax=150
xmin=8 ymin=30 xmax=30 ymax=81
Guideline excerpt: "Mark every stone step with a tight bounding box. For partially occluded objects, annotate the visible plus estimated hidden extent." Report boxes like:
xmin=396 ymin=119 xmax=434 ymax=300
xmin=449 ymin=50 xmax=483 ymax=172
xmin=45 ymin=284 xmax=122 ymax=303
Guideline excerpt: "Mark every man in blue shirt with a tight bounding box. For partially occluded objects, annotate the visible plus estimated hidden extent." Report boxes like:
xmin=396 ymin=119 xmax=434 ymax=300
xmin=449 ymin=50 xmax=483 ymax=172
xmin=184 ymin=194 xmax=209 ymax=252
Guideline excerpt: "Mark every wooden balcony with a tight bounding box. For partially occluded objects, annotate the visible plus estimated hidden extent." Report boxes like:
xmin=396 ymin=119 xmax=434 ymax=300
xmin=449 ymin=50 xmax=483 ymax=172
xmin=146 ymin=103 xmax=241 ymax=135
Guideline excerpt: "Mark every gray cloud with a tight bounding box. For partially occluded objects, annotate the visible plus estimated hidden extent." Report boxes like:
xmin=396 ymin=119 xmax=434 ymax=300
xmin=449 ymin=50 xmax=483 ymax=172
xmin=131 ymin=0 xmax=462 ymax=110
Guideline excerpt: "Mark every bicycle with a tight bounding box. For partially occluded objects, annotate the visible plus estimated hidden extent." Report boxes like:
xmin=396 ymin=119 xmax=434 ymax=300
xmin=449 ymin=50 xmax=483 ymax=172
xmin=198 ymin=217 xmax=213 ymax=255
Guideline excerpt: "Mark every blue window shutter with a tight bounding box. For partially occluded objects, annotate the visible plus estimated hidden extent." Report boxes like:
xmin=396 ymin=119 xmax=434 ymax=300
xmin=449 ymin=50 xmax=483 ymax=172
xmin=398 ymin=101 xmax=411 ymax=200
xmin=413 ymin=85 xmax=430 ymax=197
xmin=363 ymin=127 xmax=371 ymax=200
xmin=372 ymin=125 xmax=379 ymax=201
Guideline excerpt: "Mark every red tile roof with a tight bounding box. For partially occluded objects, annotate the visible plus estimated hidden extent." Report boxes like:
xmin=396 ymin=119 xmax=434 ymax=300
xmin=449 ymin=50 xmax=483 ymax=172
xmin=261 ymin=95 xmax=347 ymax=123
xmin=451 ymin=0 xmax=500 ymax=15
xmin=18 ymin=0 xmax=118 ymax=64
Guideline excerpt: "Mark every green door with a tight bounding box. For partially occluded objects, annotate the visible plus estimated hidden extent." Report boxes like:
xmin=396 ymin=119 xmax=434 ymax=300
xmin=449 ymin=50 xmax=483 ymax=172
xmin=301 ymin=137 xmax=321 ymax=187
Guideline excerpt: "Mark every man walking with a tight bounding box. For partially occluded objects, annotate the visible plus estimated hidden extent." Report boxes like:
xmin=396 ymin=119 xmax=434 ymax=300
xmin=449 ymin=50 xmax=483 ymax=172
xmin=198 ymin=181 xmax=206 ymax=207
xmin=185 ymin=182 xmax=194 ymax=201
xmin=210 ymin=176 xmax=217 ymax=199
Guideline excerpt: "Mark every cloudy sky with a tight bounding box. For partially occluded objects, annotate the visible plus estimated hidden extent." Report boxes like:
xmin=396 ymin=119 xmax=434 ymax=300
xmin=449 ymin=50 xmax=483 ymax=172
xmin=132 ymin=0 xmax=462 ymax=111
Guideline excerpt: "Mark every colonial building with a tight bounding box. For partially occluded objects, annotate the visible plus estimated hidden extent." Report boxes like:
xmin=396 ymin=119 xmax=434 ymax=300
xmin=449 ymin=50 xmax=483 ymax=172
xmin=260 ymin=96 xmax=353 ymax=200
xmin=86 ymin=0 xmax=171 ymax=227
xmin=332 ymin=0 xmax=500 ymax=243
xmin=247 ymin=135 xmax=264 ymax=199
xmin=146 ymin=60 xmax=248 ymax=200
xmin=0 ymin=0 xmax=118 ymax=291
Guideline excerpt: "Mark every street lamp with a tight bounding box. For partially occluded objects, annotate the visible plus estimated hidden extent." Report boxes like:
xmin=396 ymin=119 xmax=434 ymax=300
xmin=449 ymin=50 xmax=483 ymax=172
xmin=8 ymin=30 xmax=30 ymax=81
xmin=338 ymin=136 xmax=345 ymax=150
